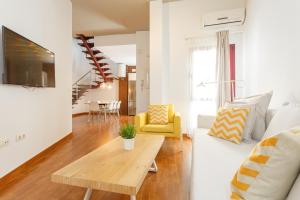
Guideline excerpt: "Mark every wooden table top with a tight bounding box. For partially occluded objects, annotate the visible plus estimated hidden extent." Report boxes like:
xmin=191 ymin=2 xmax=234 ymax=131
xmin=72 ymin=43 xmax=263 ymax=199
xmin=51 ymin=134 xmax=165 ymax=195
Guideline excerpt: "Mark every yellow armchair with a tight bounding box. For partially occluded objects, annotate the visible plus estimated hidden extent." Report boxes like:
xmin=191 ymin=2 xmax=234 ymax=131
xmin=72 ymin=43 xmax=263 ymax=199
xmin=134 ymin=104 xmax=182 ymax=140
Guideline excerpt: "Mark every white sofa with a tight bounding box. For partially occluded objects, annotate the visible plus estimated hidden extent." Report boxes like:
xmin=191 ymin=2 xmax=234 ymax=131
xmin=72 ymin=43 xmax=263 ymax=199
xmin=190 ymin=110 xmax=300 ymax=200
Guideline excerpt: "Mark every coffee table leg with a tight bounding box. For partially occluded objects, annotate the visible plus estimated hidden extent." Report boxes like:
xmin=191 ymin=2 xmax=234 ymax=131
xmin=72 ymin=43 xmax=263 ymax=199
xmin=83 ymin=188 xmax=92 ymax=200
xmin=149 ymin=160 xmax=158 ymax=172
xmin=130 ymin=195 xmax=136 ymax=200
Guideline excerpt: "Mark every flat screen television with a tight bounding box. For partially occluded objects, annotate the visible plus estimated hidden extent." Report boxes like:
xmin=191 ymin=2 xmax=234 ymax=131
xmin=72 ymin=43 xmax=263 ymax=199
xmin=1 ymin=26 xmax=55 ymax=87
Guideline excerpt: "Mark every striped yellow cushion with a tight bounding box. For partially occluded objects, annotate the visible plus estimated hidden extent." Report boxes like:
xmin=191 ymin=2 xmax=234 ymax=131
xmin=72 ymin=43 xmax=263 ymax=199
xmin=231 ymin=127 xmax=300 ymax=200
xmin=209 ymin=107 xmax=250 ymax=144
xmin=148 ymin=105 xmax=169 ymax=125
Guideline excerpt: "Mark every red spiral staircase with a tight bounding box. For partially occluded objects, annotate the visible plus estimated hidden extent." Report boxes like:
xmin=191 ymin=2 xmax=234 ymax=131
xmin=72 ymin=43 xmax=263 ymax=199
xmin=72 ymin=34 xmax=114 ymax=105
xmin=75 ymin=34 xmax=114 ymax=87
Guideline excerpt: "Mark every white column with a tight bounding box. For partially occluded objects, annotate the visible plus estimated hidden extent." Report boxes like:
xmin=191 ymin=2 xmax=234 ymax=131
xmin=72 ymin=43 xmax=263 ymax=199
xmin=150 ymin=0 xmax=165 ymax=104
xmin=136 ymin=31 xmax=150 ymax=113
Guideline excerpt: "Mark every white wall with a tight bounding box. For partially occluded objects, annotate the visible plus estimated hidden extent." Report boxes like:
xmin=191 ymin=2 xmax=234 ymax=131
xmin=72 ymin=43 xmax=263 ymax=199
xmin=0 ymin=0 xmax=72 ymax=177
xmin=244 ymin=0 xmax=300 ymax=107
xmin=85 ymin=81 xmax=119 ymax=102
xmin=136 ymin=31 xmax=150 ymax=113
xmin=150 ymin=0 xmax=246 ymax=132
xmin=72 ymin=39 xmax=91 ymax=84
xmin=99 ymin=45 xmax=136 ymax=66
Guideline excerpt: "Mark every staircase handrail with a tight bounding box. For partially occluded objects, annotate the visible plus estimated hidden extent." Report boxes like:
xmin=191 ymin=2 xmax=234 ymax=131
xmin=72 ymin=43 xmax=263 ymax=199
xmin=72 ymin=70 xmax=92 ymax=86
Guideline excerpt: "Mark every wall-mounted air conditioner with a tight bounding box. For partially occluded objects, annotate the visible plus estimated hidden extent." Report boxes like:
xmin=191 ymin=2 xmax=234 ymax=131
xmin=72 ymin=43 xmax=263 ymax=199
xmin=203 ymin=8 xmax=246 ymax=29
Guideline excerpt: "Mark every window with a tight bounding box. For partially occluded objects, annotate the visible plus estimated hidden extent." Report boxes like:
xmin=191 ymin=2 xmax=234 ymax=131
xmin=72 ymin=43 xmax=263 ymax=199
xmin=189 ymin=45 xmax=217 ymax=131
xmin=190 ymin=46 xmax=217 ymax=115
xmin=187 ymin=34 xmax=241 ymax=133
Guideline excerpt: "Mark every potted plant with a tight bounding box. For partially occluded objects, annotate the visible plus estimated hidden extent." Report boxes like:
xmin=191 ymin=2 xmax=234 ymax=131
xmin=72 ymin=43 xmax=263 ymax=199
xmin=120 ymin=124 xmax=136 ymax=150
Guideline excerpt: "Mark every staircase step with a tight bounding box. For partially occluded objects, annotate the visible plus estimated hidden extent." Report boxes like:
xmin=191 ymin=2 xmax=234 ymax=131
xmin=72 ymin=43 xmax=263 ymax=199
xmin=82 ymin=50 xmax=102 ymax=55
xmin=73 ymin=89 xmax=87 ymax=94
xmin=89 ymin=62 xmax=109 ymax=67
xmin=95 ymin=73 xmax=104 ymax=77
xmin=86 ymin=56 xmax=106 ymax=61
xmin=91 ymin=85 xmax=100 ymax=89
xmin=78 ymin=43 xmax=94 ymax=48
xmin=93 ymin=81 xmax=103 ymax=84
xmin=77 ymin=84 xmax=91 ymax=88
xmin=72 ymin=87 xmax=86 ymax=91
xmin=75 ymin=34 xmax=94 ymax=40
xmin=93 ymin=67 xmax=110 ymax=71
xmin=89 ymin=63 xmax=98 ymax=67
xmin=106 ymin=77 xmax=114 ymax=82
xmin=96 ymin=71 xmax=109 ymax=76
xmin=100 ymin=63 xmax=109 ymax=67
xmin=102 ymin=68 xmax=110 ymax=72
xmin=92 ymin=67 xmax=100 ymax=71
xmin=73 ymin=87 xmax=89 ymax=90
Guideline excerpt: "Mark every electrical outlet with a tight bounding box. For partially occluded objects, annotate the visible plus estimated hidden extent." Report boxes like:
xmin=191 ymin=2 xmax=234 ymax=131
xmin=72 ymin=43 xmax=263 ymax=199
xmin=0 ymin=138 xmax=9 ymax=147
xmin=16 ymin=134 xmax=26 ymax=142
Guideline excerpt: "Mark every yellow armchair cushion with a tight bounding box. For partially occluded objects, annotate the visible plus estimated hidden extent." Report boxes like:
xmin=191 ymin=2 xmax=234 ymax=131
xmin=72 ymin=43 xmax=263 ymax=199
xmin=148 ymin=104 xmax=169 ymax=124
xmin=147 ymin=104 xmax=175 ymax=123
xmin=141 ymin=123 xmax=174 ymax=133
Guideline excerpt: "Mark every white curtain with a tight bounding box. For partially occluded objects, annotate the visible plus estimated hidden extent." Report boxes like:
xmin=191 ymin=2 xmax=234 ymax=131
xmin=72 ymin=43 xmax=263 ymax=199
xmin=216 ymin=31 xmax=231 ymax=108
xmin=187 ymin=37 xmax=217 ymax=135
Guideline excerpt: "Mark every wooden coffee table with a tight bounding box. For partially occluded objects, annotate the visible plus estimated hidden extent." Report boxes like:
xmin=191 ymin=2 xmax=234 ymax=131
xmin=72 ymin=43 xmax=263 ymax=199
xmin=51 ymin=134 xmax=165 ymax=200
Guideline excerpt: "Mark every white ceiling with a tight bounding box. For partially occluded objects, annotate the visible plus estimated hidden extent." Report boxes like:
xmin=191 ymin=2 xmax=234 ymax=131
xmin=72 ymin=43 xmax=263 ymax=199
xmin=72 ymin=0 xmax=149 ymax=36
xmin=98 ymin=45 xmax=136 ymax=66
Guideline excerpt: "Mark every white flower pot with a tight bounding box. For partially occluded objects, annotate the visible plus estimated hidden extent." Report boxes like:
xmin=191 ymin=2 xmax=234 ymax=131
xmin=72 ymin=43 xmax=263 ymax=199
xmin=123 ymin=138 xmax=135 ymax=150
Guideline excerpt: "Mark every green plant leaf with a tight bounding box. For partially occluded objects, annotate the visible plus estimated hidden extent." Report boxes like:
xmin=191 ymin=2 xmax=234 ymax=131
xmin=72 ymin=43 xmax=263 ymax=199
xmin=120 ymin=123 xmax=136 ymax=139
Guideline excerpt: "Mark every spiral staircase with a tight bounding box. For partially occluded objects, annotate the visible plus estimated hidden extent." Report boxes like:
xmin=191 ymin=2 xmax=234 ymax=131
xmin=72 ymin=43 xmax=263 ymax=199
xmin=72 ymin=34 xmax=114 ymax=105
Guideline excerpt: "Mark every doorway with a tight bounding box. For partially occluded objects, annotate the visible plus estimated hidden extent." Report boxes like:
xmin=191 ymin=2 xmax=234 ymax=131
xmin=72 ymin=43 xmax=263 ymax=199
xmin=118 ymin=66 xmax=136 ymax=116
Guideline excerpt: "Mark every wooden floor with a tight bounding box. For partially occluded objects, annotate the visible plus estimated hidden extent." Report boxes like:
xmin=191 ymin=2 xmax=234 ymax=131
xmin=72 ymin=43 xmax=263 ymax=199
xmin=0 ymin=115 xmax=191 ymax=200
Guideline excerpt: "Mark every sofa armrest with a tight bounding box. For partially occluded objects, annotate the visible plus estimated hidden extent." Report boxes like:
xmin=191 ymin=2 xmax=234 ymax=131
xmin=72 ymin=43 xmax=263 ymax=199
xmin=198 ymin=115 xmax=215 ymax=129
xmin=174 ymin=112 xmax=182 ymax=137
xmin=134 ymin=112 xmax=147 ymax=132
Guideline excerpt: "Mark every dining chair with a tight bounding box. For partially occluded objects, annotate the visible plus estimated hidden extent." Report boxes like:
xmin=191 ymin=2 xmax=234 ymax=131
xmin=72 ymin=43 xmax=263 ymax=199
xmin=88 ymin=101 xmax=100 ymax=122
xmin=116 ymin=101 xmax=121 ymax=117
xmin=108 ymin=101 xmax=115 ymax=114
xmin=113 ymin=100 xmax=118 ymax=114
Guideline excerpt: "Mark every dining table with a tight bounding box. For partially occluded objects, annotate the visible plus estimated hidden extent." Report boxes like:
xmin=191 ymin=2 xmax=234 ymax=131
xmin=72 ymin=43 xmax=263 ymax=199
xmin=86 ymin=101 xmax=110 ymax=121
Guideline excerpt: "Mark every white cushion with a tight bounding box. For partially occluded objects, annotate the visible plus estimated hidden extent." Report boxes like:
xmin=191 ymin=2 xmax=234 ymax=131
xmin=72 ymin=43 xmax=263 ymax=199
xmin=287 ymin=175 xmax=300 ymax=200
xmin=266 ymin=109 xmax=277 ymax=127
xmin=263 ymin=105 xmax=300 ymax=138
xmin=233 ymin=91 xmax=273 ymax=140
xmin=190 ymin=129 xmax=257 ymax=200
